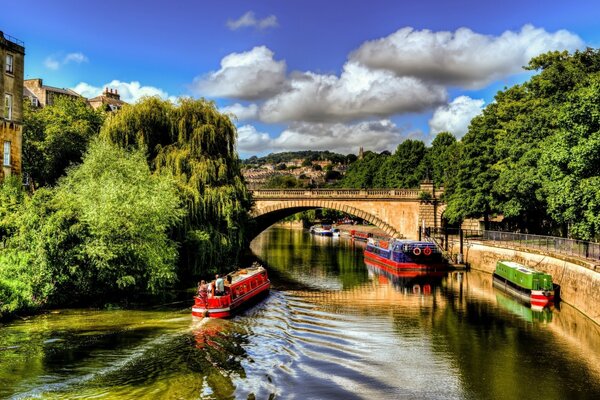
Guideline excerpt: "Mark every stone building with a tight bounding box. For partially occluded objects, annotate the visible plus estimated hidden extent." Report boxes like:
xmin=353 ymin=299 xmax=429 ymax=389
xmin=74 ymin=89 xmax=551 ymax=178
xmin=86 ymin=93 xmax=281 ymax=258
xmin=0 ymin=31 xmax=25 ymax=179
xmin=88 ymin=88 xmax=126 ymax=111
xmin=23 ymin=78 xmax=82 ymax=107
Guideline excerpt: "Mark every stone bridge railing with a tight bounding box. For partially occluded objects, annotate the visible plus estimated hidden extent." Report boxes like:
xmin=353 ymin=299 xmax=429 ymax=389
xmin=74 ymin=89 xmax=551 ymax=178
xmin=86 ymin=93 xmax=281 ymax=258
xmin=250 ymin=188 xmax=423 ymax=199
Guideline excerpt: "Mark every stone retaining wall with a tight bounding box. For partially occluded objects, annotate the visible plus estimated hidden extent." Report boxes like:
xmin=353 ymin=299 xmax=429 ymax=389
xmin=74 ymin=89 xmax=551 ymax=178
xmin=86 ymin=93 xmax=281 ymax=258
xmin=456 ymin=243 xmax=600 ymax=326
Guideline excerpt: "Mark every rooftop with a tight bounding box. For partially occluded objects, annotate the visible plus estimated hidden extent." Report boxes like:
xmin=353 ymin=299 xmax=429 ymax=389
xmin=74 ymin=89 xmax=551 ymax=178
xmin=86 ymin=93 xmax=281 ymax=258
xmin=0 ymin=31 xmax=25 ymax=48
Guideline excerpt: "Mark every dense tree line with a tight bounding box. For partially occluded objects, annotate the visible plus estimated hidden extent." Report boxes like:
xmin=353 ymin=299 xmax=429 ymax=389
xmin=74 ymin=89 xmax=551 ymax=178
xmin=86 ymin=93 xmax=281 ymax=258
xmin=445 ymin=49 xmax=600 ymax=240
xmin=337 ymin=133 xmax=457 ymax=190
xmin=338 ymin=49 xmax=600 ymax=241
xmin=0 ymin=97 xmax=250 ymax=318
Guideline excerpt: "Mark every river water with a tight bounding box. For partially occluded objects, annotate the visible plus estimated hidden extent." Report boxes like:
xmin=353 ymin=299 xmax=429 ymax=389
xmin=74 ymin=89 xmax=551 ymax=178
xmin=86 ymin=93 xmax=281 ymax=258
xmin=1 ymin=227 xmax=600 ymax=399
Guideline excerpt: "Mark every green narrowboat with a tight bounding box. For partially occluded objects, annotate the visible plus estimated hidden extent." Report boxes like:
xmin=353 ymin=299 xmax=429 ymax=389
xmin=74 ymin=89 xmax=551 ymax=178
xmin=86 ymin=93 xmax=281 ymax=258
xmin=492 ymin=260 xmax=554 ymax=306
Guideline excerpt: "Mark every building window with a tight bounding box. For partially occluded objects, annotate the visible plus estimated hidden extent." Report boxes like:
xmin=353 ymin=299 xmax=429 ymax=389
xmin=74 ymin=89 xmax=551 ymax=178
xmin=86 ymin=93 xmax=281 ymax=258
xmin=30 ymin=97 xmax=39 ymax=107
xmin=3 ymin=141 xmax=10 ymax=167
xmin=5 ymin=54 xmax=14 ymax=74
xmin=4 ymin=94 xmax=12 ymax=120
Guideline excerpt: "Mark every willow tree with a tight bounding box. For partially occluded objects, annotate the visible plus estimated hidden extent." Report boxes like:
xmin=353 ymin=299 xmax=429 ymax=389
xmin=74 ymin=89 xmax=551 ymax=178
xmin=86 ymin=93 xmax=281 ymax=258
xmin=100 ymin=97 xmax=252 ymax=275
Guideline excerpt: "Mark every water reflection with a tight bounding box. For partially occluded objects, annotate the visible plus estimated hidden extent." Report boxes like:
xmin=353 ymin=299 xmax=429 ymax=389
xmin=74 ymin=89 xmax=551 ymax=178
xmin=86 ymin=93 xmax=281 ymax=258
xmin=494 ymin=290 xmax=554 ymax=323
xmin=0 ymin=227 xmax=599 ymax=399
xmin=365 ymin=259 xmax=446 ymax=296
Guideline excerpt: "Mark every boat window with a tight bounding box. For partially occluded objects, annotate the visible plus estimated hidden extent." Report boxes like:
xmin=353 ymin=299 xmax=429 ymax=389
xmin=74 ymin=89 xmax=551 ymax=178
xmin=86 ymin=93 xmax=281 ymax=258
xmin=251 ymin=280 xmax=256 ymax=289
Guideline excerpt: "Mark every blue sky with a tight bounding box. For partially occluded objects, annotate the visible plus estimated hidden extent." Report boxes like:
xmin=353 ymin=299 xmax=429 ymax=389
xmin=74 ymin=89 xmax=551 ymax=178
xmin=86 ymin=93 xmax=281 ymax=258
xmin=3 ymin=1 xmax=600 ymax=158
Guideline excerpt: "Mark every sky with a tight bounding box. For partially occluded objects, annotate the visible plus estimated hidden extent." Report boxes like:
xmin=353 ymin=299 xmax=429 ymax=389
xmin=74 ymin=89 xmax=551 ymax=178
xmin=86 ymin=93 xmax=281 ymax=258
xmin=2 ymin=1 xmax=600 ymax=158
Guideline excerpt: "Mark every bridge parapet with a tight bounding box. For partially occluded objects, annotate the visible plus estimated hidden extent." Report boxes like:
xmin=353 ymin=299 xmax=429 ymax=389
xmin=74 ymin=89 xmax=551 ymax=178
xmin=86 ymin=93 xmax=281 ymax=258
xmin=251 ymin=188 xmax=422 ymax=199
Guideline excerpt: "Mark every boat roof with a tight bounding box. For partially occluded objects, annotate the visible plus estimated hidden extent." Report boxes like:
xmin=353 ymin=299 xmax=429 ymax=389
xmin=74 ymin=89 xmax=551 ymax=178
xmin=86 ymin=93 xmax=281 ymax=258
xmin=228 ymin=265 xmax=266 ymax=284
xmin=499 ymin=261 xmax=535 ymax=275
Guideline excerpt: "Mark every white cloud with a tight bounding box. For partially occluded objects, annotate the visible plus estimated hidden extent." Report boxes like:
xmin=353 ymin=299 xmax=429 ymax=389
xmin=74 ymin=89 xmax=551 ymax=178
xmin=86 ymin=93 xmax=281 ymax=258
xmin=429 ymin=96 xmax=485 ymax=137
xmin=44 ymin=57 xmax=60 ymax=70
xmin=237 ymin=124 xmax=272 ymax=153
xmin=227 ymin=11 xmax=278 ymax=31
xmin=221 ymin=103 xmax=259 ymax=121
xmin=192 ymin=46 xmax=287 ymax=100
xmin=44 ymin=52 xmax=89 ymax=70
xmin=351 ymin=24 xmax=583 ymax=88
xmin=72 ymin=80 xmax=174 ymax=103
xmin=237 ymin=120 xmax=415 ymax=155
xmin=259 ymin=61 xmax=446 ymax=123
xmin=64 ymin=52 xmax=88 ymax=64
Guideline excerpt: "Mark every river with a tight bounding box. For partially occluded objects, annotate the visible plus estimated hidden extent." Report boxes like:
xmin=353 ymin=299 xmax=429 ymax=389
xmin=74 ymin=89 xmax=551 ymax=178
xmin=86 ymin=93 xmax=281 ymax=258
xmin=1 ymin=227 xmax=600 ymax=399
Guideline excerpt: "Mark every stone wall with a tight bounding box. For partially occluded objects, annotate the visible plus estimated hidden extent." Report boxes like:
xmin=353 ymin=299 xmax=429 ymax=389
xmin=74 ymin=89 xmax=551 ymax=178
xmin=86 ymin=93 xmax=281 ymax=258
xmin=253 ymin=198 xmax=421 ymax=239
xmin=1 ymin=33 xmax=25 ymax=179
xmin=251 ymin=186 xmax=445 ymax=240
xmin=455 ymin=243 xmax=600 ymax=326
xmin=0 ymin=121 xmax=22 ymax=178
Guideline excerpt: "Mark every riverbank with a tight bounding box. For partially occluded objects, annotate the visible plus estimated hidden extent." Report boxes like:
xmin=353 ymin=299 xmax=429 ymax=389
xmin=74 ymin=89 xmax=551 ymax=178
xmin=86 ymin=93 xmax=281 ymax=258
xmin=452 ymin=242 xmax=600 ymax=326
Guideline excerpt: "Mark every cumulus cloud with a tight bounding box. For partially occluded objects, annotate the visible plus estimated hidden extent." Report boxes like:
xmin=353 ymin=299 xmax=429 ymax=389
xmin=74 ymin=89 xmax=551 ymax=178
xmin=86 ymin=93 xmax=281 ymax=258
xmin=237 ymin=120 xmax=415 ymax=155
xmin=429 ymin=96 xmax=485 ymax=137
xmin=351 ymin=24 xmax=583 ymax=88
xmin=221 ymin=103 xmax=259 ymax=121
xmin=44 ymin=52 xmax=89 ymax=70
xmin=227 ymin=11 xmax=278 ymax=30
xmin=72 ymin=80 xmax=174 ymax=103
xmin=192 ymin=46 xmax=287 ymax=100
xmin=237 ymin=124 xmax=273 ymax=153
xmin=259 ymin=61 xmax=446 ymax=123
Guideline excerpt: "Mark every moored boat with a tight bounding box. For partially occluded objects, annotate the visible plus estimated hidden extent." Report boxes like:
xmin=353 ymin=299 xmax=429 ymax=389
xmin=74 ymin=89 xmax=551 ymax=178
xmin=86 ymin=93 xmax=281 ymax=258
xmin=310 ymin=225 xmax=334 ymax=236
xmin=350 ymin=230 xmax=372 ymax=241
xmin=492 ymin=260 xmax=554 ymax=306
xmin=192 ymin=265 xmax=270 ymax=318
xmin=364 ymin=237 xmax=446 ymax=270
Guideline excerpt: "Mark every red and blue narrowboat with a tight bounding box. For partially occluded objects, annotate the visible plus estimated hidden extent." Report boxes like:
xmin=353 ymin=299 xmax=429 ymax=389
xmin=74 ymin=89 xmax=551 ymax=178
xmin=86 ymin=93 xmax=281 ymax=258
xmin=192 ymin=265 xmax=270 ymax=318
xmin=364 ymin=238 xmax=446 ymax=271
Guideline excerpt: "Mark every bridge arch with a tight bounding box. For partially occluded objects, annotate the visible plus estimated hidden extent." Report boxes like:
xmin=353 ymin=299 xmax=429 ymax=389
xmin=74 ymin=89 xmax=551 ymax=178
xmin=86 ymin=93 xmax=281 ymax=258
xmin=250 ymin=200 xmax=400 ymax=240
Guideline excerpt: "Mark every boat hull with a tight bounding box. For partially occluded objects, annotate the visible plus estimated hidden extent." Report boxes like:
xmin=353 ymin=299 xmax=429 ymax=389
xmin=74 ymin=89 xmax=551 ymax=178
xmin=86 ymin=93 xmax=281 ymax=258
xmin=493 ymin=273 xmax=554 ymax=306
xmin=364 ymin=249 xmax=445 ymax=271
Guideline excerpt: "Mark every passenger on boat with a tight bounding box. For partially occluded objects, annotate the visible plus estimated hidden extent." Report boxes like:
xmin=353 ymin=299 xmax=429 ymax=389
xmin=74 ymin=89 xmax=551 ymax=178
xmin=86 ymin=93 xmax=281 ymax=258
xmin=207 ymin=280 xmax=214 ymax=298
xmin=197 ymin=280 xmax=208 ymax=303
xmin=215 ymin=274 xmax=225 ymax=296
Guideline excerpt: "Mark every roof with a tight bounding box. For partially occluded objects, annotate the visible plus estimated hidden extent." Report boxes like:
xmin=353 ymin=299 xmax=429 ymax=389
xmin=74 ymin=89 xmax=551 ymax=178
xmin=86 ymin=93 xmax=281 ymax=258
xmin=88 ymin=95 xmax=126 ymax=106
xmin=45 ymin=86 xmax=81 ymax=97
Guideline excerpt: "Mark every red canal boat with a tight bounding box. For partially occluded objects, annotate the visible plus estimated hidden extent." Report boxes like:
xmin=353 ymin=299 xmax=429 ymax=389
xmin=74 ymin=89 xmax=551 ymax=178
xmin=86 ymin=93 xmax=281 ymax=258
xmin=192 ymin=265 xmax=270 ymax=318
xmin=364 ymin=237 xmax=446 ymax=270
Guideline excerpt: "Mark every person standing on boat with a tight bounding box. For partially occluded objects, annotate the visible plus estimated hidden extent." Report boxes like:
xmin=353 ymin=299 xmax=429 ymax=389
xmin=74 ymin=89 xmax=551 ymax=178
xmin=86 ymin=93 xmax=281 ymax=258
xmin=215 ymin=274 xmax=225 ymax=296
xmin=197 ymin=280 xmax=208 ymax=304
xmin=206 ymin=280 xmax=214 ymax=298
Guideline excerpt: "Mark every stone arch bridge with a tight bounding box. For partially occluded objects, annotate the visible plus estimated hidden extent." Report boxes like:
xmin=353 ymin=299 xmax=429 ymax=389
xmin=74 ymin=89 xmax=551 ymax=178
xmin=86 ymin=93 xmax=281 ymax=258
xmin=250 ymin=183 xmax=444 ymax=240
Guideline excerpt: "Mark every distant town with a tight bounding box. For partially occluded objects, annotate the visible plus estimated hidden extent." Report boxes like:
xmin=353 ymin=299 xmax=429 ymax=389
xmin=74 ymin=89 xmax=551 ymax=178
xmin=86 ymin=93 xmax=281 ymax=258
xmin=241 ymin=149 xmax=363 ymax=189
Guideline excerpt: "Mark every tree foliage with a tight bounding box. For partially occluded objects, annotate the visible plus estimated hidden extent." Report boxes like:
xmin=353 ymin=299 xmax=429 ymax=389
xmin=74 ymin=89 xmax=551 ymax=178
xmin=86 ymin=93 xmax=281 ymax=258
xmin=22 ymin=97 xmax=105 ymax=187
xmin=100 ymin=97 xmax=251 ymax=274
xmin=445 ymin=48 xmax=600 ymax=239
xmin=0 ymin=140 xmax=182 ymax=317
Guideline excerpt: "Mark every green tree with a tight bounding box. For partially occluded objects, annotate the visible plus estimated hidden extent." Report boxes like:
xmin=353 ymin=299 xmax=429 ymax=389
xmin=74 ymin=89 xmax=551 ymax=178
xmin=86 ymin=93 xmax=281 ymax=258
xmin=264 ymin=175 xmax=302 ymax=188
xmin=539 ymin=74 xmax=600 ymax=240
xmin=426 ymin=132 xmax=457 ymax=188
xmin=337 ymin=151 xmax=382 ymax=188
xmin=22 ymin=97 xmax=105 ymax=187
xmin=0 ymin=140 xmax=183 ymax=317
xmin=373 ymin=140 xmax=427 ymax=188
xmin=100 ymin=97 xmax=251 ymax=274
